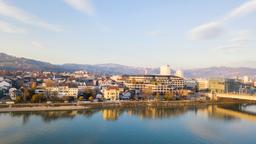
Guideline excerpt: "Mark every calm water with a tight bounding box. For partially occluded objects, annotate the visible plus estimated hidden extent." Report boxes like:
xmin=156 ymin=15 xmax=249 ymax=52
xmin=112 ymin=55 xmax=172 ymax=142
xmin=0 ymin=104 xmax=256 ymax=144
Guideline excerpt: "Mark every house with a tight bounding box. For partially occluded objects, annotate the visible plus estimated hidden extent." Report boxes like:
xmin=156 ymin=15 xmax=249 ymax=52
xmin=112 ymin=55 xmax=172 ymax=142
xmin=0 ymin=81 xmax=12 ymax=90
xmin=0 ymin=77 xmax=4 ymax=82
xmin=9 ymin=88 xmax=23 ymax=100
xmin=120 ymin=91 xmax=132 ymax=100
xmin=103 ymin=87 xmax=124 ymax=101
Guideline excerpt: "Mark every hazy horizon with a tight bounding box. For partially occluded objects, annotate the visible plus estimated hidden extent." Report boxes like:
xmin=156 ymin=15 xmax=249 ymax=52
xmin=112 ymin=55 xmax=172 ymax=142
xmin=2 ymin=52 xmax=256 ymax=70
xmin=0 ymin=0 xmax=255 ymax=68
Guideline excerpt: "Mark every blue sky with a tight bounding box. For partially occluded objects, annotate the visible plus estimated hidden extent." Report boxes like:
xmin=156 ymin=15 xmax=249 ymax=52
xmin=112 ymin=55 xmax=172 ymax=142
xmin=0 ymin=0 xmax=255 ymax=68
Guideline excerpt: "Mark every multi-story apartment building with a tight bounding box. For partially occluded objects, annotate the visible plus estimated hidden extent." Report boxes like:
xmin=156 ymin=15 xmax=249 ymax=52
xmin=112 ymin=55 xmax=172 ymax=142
xmin=208 ymin=78 xmax=241 ymax=93
xmin=123 ymin=75 xmax=184 ymax=94
xmin=196 ymin=79 xmax=209 ymax=91
xmin=46 ymin=86 xmax=78 ymax=98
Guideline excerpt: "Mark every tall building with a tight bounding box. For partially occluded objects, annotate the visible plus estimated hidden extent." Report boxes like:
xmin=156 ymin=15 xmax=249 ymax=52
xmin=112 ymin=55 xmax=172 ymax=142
xmin=243 ymin=76 xmax=251 ymax=84
xmin=175 ymin=70 xmax=184 ymax=78
xmin=208 ymin=78 xmax=241 ymax=93
xmin=160 ymin=64 xmax=171 ymax=75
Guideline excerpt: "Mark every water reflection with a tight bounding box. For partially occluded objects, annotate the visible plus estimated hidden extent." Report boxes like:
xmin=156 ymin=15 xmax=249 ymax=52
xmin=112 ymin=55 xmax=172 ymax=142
xmin=1 ymin=104 xmax=256 ymax=124
xmin=209 ymin=104 xmax=256 ymax=122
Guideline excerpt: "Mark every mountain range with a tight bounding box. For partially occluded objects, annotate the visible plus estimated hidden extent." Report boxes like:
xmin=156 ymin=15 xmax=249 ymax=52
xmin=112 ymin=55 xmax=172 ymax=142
xmin=1 ymin=52 xmax=256 ymax=78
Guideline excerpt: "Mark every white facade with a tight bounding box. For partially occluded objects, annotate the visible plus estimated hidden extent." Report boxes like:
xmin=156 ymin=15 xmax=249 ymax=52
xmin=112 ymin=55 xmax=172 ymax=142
xmin=9 ymin=88 xmax=23 ymax=100
xmin=185 ymin=79 xmax=197 ymax=89
xmin=175 ymin=70 xmax=184 ymax=78
xmin=46 ymin=86 xmax=78 ymax=98
xmin=243 ymin=76 xmax=251 ymax=83
xmin=0 ymin=81 xmax=12 ymax=90
xmin=160 ymin=65 xmax=171 ymax=75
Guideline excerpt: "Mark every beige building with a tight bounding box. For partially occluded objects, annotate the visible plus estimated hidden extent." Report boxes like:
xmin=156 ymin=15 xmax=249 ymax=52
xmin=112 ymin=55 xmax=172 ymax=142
xmin=46 ymin=86 xmax=78 ymax=98
xmin=103 ymin=87 xmax=124 ymax=101
xmin=196 ymin=79 xmax=209 ymax=91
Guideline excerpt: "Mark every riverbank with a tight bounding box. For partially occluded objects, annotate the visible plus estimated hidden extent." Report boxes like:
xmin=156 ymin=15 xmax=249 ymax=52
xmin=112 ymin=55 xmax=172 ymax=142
xmin=0 ymin=100 xmax=254 ymax=112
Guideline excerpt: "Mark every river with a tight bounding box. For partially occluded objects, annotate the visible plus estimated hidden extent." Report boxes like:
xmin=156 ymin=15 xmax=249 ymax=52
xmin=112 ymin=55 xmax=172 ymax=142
xmin=0 ymin=104 xmax=255 ymax=144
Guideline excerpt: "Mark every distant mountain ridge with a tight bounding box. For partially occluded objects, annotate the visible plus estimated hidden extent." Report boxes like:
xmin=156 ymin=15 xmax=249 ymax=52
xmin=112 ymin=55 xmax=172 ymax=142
xmin=0 ymin=52 xmax=256 ymax=78
xmin=185 ymin=67 xmax=256 ymax=78
xmin=0 ymin=53 xmax=66 ymax=72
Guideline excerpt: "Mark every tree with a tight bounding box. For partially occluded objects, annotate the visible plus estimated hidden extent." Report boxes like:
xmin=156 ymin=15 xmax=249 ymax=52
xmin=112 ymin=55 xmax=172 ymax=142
xmin=45 ymin=79 xmax=55 ymax=87
xmin=23 ymin=88 xmax=30 ymax=102
xmin=31 ymin=82 xmax=37 ymax=89
xmin=84 ymin=88 xmax=96 ymax=99
xmin=0 ymin=90 xmax=3 ymax=98
xmin=31 ymin=94 xmax=44 ymax=103
xmin=15 ymin=96 xmax=23 ymax=103
xmin=164 ymin=92 xmax=174 ymax=101
xmin=89 ymin=96 xmax=94 ymax=102
xmin=143 ymin=87 xmax=152 ymax=100
xmin=78 ymin=96 xmax=84 ymax=101
xmin=155 ymin=93 xmax=161 ymax=101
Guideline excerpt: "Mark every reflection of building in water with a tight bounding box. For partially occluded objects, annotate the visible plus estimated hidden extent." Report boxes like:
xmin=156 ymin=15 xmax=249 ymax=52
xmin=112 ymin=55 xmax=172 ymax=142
xmin=7 ymin=105 xmax=256 ymax=124
xmin=102 ymin=109 xmax=122 ymax=121
xmin=127 ymin=106 xmax=188 ymax=120
xmin=8 ymin=111 xmax=81 ymax=124
xmin=201 ymin=105 xmax=256 ymax=122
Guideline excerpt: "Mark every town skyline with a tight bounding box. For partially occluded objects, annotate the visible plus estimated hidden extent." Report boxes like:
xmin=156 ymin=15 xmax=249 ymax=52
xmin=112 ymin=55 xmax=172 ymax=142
xmin=1 ymin=1 xmax=256 ymax=144
xmin=0 ymin=0 xmax=256 ymax=68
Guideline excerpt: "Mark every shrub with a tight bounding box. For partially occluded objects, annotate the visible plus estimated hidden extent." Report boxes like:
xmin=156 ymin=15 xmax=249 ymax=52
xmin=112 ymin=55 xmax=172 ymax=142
xmin=78 ymin=96 xmax=84 ymax=101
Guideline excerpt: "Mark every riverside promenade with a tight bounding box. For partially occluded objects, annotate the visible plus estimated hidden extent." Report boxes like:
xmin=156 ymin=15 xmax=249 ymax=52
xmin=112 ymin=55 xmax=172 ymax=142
xmin=0 ymin=100 xmax=243 ymax=112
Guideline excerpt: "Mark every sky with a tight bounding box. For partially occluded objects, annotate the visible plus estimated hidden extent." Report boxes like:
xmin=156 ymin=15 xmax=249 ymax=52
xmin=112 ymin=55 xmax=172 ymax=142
xmin=0 ymin=0 xmax=255 ymax=69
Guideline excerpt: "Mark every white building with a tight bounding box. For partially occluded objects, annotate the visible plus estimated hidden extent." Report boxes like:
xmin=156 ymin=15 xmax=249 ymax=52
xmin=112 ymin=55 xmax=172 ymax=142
xmin=46 ymin=86 xmax=78 ymax=98
xmin=243 ymin=76 xmax=251 ymax=84
xmin=185 ymin=79 xmax=197 ymax=90
xmin=0 ymin=81 xmax=12 ymax=90
xmin=160 ymin=64 xmax=171 ymax=75
xmin=0 ymin=77 xmax=4 ymax=82
xmin=175 ymin=70 xmax=184 ymax=78
xmin=110 ymin=75 xmax=123 ymax=82
xmin=9 ymin=88 xmax=23 ymax=100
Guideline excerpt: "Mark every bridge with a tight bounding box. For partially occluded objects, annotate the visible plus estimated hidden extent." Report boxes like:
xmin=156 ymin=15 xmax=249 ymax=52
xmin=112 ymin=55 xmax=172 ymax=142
xmin=208 ymin=93 xmax=256 ymax=101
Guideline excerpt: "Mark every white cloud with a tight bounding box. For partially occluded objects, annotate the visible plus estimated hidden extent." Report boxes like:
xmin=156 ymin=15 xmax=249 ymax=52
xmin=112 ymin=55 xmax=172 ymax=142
xmin=190 ymin=0 xmax=256 ymax=40
xmin=31 ymin=41 xmax=45 ymax=49
xmin=226 ymin=0 xmax=256 ymax=20
xmin=215 ymin=31 xmax=252 ymax=52
xmin=189 ymin=22 xmax=226 ymax=40
xmin=0 ymin=0 xmax=61 ymax=32
xmin=0 ymin=20 xmax=24 ymax=33
xmin=64 ymin=0 xmax=94 ymax=16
